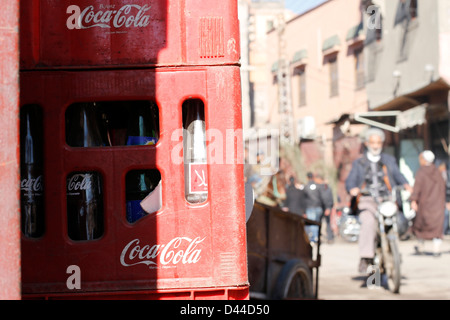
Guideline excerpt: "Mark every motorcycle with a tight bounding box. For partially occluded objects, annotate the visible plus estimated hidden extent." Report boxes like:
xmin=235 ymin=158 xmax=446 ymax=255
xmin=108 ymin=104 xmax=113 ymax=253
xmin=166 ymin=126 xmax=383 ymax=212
xmin=361 ymin=186 xmax=405 ymax=294
xmin=337 ymin=188 xmax=412 ymax=244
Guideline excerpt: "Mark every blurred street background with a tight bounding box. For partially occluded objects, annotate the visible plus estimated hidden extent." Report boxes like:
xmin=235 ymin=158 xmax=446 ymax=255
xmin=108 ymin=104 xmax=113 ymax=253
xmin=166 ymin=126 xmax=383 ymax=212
xmin=239 ymin=0 xmax=450 ymax=211
xmin=240 ymin=0 xmax=450 ymax=300
xmin=318 ymin=234 xmax=450 ymax=299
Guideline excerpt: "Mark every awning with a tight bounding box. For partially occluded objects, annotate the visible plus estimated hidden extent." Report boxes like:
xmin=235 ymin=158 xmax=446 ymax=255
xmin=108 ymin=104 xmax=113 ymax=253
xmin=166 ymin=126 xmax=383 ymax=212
xmin=328 ymin=78 xmax=450 ymax=132
xmin=395 ymin=104 xmax=426 ymax=130
xmin=353 ymin=111 xmax=401 ymax=132
xmin=327 ymin=112 xmax=396 ymax=129
xmin=322 ymin=35 xmax=340 ymax=52
xmin=327 ymin=106 xmax=427 ymax=133
xmin=292 ymin=49 xmax=308 ymax=64
xmin=271 ymin=59 xmax=286 ymax=73
xmin=346 ymin=22 xmax=364 ymax=41
xmin=271 ymin=61 xmax=279 ymax=73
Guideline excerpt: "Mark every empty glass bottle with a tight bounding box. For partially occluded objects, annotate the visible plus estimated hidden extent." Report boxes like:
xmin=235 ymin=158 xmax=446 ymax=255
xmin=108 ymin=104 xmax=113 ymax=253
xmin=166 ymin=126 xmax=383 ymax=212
xmin=183 ymin=99 xmax=208 ymax=204
xmin=66 ymin=103 xmax=107 ymax=240
xmin=20 ymin=104 xmax=45 ymax=238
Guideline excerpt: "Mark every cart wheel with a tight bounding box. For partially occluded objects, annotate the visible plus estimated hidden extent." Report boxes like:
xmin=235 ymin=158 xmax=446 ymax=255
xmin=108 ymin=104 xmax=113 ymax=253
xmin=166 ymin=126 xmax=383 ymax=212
xmin=272 ymin=259 xmax=314 ymax=300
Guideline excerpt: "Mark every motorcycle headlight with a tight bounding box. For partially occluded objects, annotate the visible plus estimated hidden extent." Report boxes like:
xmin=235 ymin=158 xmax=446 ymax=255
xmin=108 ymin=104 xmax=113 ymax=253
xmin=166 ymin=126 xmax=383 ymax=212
xmin=379 ymin=201 xmax=397 ymax=217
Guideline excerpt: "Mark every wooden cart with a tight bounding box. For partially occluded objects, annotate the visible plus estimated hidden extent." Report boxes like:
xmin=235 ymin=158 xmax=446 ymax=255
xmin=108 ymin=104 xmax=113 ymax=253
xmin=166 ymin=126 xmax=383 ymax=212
xmin=247 ymin=202 xmax=321 ymax=300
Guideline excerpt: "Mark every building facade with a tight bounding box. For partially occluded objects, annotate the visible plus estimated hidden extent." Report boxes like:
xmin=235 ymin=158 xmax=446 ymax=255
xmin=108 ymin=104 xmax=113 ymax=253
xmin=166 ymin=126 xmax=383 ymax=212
xmin=251 ymin=0 xmax=450 ymax=204
xmin=262 ymin=0 xmax=369 ymax=202
xmin=361 ymin=0 xmax=450 ymax=186
xmin=242 ymin=0 xmax=295 ymax=179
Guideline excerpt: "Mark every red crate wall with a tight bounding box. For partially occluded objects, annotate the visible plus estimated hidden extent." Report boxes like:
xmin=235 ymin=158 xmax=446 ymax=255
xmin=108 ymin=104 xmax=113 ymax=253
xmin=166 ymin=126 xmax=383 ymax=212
xmin=20 ymin=66 xmax=248 ymax=297
xmin=20 ymin=0 xmax=240 ymax=69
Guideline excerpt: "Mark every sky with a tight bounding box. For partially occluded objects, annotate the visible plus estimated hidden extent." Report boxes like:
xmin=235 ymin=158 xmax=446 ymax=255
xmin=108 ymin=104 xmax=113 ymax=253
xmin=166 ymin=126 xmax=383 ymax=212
xmin=285 ymin=0 xmax=328 ymax=15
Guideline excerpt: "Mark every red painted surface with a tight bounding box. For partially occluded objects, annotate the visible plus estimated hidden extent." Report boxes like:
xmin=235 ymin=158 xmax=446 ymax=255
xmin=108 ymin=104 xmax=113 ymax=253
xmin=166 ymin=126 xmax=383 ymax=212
xmin=20 ymin=0 xmax=240 ymax=69
xmin=20 ymin=68 xmax=248 ymax=298
xmin=0 ymin=0 xmax=21 ymax=300
xmin=20 ymin=0 xmax=247 ymax=300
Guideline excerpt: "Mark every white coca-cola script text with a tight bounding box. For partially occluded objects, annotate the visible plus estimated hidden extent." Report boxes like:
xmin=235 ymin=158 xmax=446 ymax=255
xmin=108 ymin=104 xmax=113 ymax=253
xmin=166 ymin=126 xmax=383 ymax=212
xmin=66 ymin=4 xmax=151 ymax=30
xmin=120 ymin=237 xmax=206 ymax=267
xmin=67 ymin=174 xmax=93 ymax=191
xmin=21 ymin=175 xmax=43 ymax=192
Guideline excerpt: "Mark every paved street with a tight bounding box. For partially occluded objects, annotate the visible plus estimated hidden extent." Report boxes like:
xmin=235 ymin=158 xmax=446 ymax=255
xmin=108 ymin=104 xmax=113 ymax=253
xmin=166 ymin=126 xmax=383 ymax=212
xmin=317 ymin=234 xmax=450 ymax=300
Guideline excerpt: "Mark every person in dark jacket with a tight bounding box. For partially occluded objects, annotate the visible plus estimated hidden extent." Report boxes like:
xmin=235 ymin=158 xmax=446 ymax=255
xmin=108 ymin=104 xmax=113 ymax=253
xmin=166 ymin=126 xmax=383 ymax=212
xmin=304 ymin=172 xmax=326 ymax=243
xmin=315 ymin=174 xmax=335 ymax=243
xmin=345 ymin=128 xmax=412 ymax=273
xmin=283 ymin=176 xmax=306 ymax=216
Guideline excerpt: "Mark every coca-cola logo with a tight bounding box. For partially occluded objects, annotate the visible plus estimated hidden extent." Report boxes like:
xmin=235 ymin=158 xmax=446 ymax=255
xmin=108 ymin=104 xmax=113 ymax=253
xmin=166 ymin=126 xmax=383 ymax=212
xmin=66 ymin=4 xmax=151 ymax=30
xmin=120 ymin=237 xmax=206 ymax=268
xmin=21 ymin=175 xmax=43 ymax=192
xmin=67 ymin=174 xmax=93 ymax=191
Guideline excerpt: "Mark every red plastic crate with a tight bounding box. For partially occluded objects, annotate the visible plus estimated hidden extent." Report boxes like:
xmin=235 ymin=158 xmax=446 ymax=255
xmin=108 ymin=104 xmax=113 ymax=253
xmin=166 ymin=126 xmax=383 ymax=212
xmin=20 ymin=66 xmax=248 ymax=298
xmin=20 ymin=0 xmax=240 ymax=69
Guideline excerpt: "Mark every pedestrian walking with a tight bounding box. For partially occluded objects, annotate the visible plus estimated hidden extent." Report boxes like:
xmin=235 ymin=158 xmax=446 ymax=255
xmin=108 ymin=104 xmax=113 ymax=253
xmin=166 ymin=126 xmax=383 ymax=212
xmin=315 ymin=174 xmax=335 ymax=243
xmin=410 ymin=150 xmax=446 ymax=257
xmin=304 ymin=172 xmax=325 ymax=243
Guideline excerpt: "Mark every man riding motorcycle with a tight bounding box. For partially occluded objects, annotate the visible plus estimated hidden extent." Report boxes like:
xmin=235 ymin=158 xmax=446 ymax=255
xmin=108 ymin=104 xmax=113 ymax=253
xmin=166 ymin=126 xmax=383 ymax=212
xmin=345 ymin=128 xmax=412 ymax=273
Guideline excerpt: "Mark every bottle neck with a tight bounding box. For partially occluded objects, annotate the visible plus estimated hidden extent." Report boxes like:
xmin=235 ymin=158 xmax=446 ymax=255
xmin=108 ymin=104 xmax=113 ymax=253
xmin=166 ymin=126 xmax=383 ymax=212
xmin=126 ymin=105 xmax=158 ymax=146
xmin=21 ymin=106 xmax=43 ymax=165
xmin=68 ymin=104 xmax=106 ymax=147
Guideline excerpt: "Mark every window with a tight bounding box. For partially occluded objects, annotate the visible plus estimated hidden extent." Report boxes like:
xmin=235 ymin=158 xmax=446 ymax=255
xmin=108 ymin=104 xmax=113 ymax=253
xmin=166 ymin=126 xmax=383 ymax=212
xmin=395 ymin=0 xmax=417 ymax=25
xmin=329 ymin=56 xmax=339 ymax=97
xmin=396 ymin=0 xmax=418 ymax=62
xmin=272 ymin=74 xmax=278 ymax=85
xmin=409 ymin=0 xmax=418 ymax=19
xmin=354 ymin=48 xmax=365 ymax=90
xmin=375 ymin=13 xmax=383 ymax=41
xmin=366 ymin=45 xmax=381 ymax=83
xmin=294 ymin=66 xmax=307 ymax=107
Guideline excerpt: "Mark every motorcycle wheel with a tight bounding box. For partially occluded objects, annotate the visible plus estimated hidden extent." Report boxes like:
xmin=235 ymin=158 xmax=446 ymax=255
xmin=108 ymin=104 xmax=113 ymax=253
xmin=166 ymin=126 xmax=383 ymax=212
xmin=339 ymin=215 xmax=359 ymax=243
xmin=385 ymin=232 xmax=401 ymax=294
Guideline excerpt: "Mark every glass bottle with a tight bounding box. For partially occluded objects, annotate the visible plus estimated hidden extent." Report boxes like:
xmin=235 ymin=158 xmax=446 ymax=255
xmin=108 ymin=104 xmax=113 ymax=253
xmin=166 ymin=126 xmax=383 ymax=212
xmin=66 ymin=103 xmax=107 ymax=240
xmin=183 ymin=99 xmax=208 ymax=204
xmin=20 ymin=104 xmax=45 ymax=238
